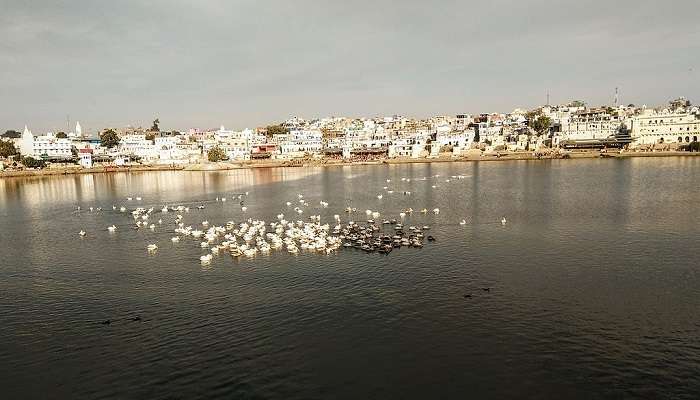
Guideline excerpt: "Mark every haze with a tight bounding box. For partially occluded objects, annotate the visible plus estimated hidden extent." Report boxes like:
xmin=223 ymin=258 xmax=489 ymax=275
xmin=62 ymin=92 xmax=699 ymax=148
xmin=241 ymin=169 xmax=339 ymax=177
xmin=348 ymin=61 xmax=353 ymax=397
xmin=1 ymin=0 xmax=698 ymax=133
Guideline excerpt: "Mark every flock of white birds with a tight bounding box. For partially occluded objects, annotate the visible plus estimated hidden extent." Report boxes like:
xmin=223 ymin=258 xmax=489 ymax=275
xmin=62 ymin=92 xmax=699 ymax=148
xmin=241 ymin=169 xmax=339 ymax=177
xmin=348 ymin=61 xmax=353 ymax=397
xmin=76 ymin=173 xmax=507 ymax=264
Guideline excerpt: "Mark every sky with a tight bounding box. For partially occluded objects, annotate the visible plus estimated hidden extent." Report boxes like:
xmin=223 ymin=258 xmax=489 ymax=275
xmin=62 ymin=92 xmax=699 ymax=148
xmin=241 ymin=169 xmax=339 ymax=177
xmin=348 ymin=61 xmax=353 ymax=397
xmin=1 ymin=0 xmax=699 ymax=134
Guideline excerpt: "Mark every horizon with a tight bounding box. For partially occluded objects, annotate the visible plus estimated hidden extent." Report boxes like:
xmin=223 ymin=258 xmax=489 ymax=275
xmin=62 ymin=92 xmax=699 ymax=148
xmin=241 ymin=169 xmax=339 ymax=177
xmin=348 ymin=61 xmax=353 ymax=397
xmin=2 ymin=0 xmax=698 ymax=133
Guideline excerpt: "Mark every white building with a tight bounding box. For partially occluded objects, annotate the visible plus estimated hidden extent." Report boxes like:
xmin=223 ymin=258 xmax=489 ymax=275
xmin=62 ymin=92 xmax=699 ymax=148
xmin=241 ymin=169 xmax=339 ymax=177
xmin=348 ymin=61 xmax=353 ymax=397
xmin=78 ymin=148 xmax=93 ymax=168
xmin=560 ymin=109 xmax=623 ymax=141
xmin=628 ymin=110 xmax=700 ymax=146
xmin=435 ymin=129 xmax=475 ymax=149
xmin=388 ymin=138 xmax=420 ymax=158
xmin=278 ymin=130 xmax=322 ymax=158
xmin=119 ymin=134 xmax=157 ymax=160
xmin=20 ymin=127 xmax=73 ymax=159
xmin=68 ymin=121 xmax=83 ymax=139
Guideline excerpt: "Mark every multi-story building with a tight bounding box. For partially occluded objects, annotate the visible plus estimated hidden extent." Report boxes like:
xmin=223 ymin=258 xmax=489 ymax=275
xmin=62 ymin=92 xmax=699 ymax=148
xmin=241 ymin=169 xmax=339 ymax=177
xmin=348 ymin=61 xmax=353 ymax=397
xmin=278 ymin=130 xmax=323 ymax=158
xmin=628 ymin=110 xmax=700 ymax=146
xmin=118 ymin=134 xmax=157 ymax=160
xmin=20 ymin=127 xmax=73 ymax=159
xmin=559 ymin=109 xmax=623 ymax=142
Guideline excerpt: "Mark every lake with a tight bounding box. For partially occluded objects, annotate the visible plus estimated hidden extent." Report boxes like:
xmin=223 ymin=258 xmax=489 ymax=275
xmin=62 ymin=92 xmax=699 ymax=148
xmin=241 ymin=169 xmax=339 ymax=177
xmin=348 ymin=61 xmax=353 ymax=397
xmin=1 ymin=158 xmax=699 ymax=399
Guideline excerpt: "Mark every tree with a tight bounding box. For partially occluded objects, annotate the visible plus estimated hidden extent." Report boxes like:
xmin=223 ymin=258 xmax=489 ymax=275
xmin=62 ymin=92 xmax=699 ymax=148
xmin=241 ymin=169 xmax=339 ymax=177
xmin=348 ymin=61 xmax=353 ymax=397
xmin=22 ymin=156 xmax=46 ymax=169
xmin=207 ymin=146 xmax=228 ymax=162
xmin=151 ymin=118 xmax=160 ymax=132
xmin=568 ymin=100 xmax=586 ymax=108
xmin=145 ymin=132 xmax=156 ymax=141
xmin=669 ymin=97 xmax=691 ymax=110
xmin=56 ymin=131 xmax=67 ymax=139
xmin=526 ymin=109 xmax=542 ymax=123
xmin=2 ymin=130 xmax=22 ymax=139
xmin=100 ymin=129 xmax=120 ymax=148
xmin=265 ymin=124 xmax=288 ymax=137
xmin=0 ymin=140 xmax=19 ymax=158
xmin=530 ymin=115 xmax=552 ymax=136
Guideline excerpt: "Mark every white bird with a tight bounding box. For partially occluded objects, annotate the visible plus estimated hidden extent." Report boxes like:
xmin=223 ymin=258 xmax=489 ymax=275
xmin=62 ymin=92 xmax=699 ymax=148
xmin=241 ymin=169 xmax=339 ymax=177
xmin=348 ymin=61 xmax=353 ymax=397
xmin=107 ymin=225 xmax=117 ymax=232
xmin=127 ymin=197 xmax=133 ymax=201
xmin=241 ymin=207 xmax=248 ymax=212
xmin=147 ymin=244 xmax=158 ymax=251
xmin=136 ymin=197 xmax=142 ymax=201
xmin=171 ymin=237 xmax=180 ymax=243
xmin=377 ymin=195 xmax=383 ymax=200
xmin=460 ymin=220 xmax=466 ymax=225
xmin=501 ymin=217 xmax=507 ymax=225
xmin=79 ymin=230 xmax=86 ymax=237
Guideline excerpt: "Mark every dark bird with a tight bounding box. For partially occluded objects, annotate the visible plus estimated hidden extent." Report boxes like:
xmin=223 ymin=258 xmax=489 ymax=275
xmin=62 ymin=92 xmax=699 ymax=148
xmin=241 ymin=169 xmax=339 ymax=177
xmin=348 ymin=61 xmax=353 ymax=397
xmin=463 ymin=294 xmax=472 ymax=298
xmin=100 ymin=320 xmax=111 ymax=325
xmin=481 ymin=287 xmax=491 ymax=292
xmin=130 ymin=316 xmax=142 ymax=322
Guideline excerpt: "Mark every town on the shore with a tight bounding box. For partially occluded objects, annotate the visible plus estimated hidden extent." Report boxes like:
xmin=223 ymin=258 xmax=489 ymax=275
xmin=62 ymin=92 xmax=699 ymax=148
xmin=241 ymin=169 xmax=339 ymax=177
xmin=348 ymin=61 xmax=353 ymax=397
xmin=1 ymin=97 xmax=699 ymax=171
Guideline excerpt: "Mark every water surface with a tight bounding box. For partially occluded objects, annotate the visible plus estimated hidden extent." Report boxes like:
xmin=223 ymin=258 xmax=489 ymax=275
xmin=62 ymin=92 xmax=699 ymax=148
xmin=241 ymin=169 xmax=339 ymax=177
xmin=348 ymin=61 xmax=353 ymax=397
xmin=1 ymin=158 xmax=699 ymax=399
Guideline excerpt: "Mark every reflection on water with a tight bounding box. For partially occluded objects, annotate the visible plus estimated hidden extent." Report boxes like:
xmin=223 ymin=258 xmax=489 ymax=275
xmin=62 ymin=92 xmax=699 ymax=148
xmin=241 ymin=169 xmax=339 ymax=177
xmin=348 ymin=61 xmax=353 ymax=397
xmin=1 ymin=158 xmax=699 ymax=399
xmin=0 ymin=167 xmax=320 ymax=210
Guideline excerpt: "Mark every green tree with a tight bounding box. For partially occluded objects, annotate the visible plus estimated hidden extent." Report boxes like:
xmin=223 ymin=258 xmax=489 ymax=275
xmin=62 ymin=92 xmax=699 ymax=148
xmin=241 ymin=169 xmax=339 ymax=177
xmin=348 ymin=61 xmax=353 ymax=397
xmin=151 ymin=118 xmax=160 ymax=132
xmin=568 ymin=100 xmax=586 ymax=108
xmin=145 ymin=132 xmax=156 ymax=141
xmin=669 ymin=97 xmax=691 ymax=110
xmin=100 ymin=129 xmax=120 ymax=148
xmin=2 ymin=130 xmax=22 ymax=138
xmin=207 ymin=146 xmax=228 ymax=162
xmin=530 ymin=115 xmax=552 ymax=136
xmin=56 ymin=131 xmax=68 ymax=139
xmin=265 ymin=124 xmax=288 ymax=137
xmin=22 ymin=156 xmax=46 ymax=168
xmin=0 ymin=140 xmax=19 ymax=158
xmin=526 ymin=109 xmax=542 ymax=122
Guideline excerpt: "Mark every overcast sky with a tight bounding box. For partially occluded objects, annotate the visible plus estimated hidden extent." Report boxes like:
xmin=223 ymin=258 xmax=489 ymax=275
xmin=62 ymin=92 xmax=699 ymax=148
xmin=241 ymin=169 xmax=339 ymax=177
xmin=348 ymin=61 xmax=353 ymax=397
xmin=1 ymin=0 xmax=698 ymax=133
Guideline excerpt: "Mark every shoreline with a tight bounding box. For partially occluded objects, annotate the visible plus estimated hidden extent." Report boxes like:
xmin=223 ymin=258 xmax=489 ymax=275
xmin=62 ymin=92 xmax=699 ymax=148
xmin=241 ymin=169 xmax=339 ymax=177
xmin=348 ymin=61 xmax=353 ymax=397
xmin=2 ymin=150 xmax=699 ymax=178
